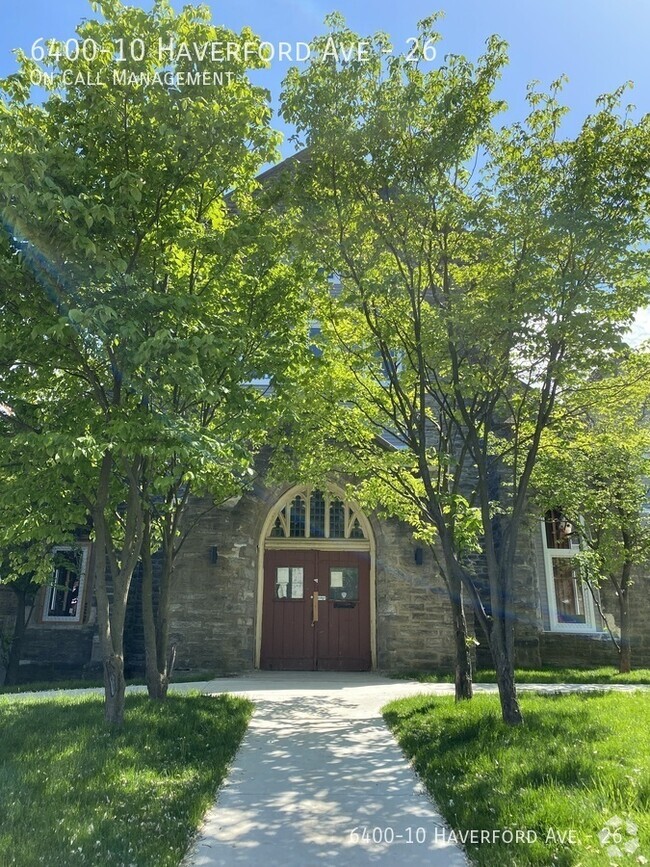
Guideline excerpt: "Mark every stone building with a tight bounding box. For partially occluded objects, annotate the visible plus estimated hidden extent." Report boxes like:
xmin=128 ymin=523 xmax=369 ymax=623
xmin=1 ymin=479 xmax=649 ymax=683
xmin=1 ymin=159 xmax=649 ymax=681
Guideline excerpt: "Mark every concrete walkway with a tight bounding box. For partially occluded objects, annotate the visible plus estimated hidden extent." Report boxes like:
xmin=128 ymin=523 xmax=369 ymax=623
xmin=4 ymin=674 xmax=647 ymax=866
xmin=184 ymin=672 xmax=468 ymax=866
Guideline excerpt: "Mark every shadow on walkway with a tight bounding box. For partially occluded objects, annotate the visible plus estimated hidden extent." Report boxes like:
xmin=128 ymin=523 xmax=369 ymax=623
xmin=185 ymin=675 xmax=467 ymax=866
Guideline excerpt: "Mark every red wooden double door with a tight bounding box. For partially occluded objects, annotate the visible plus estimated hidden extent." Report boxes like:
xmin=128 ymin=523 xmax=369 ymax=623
xmin=261 ymin=549 xmax=371 ymax=671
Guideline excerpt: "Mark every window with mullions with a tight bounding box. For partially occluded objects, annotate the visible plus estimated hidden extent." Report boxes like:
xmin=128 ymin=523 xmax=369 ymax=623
xmin=42 ymin=546 xmax=88 ymax=623
xmin=544 ymin=509 xmax=579 ymax=550
xmin=288 ymin=496 xmax=306 ymax=537
xmin=309 ymin=490 xmax=326 ymax=537
xmin=541 ymin=510 xmax=596 ymax=632
xmin=329 ymin=498 xmax=345 ymax=538
xmin=266 ymin=488 xmax=367 ymax=541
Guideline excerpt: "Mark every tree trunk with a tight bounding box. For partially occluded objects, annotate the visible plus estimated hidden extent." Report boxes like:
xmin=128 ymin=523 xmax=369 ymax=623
xmin=142 ymin=515 xmax=175 ymax=701
xmin=4 ymin=588 xmax=28 ymax=686
xmin=450 ymin=575 xmax=473 ymax=701
xmin=485 ymin=524 xmax=524 ymax=726
xmin=142 ymin=515 xmax=165 ymax=699
xmin=618 ymin=587 xmax=631 ymax=674
xmin=92 ymin=453 xmax=143 ymax=725
xmin=154 ymin=546 xmax=173 ymax=700
xmin=491 ymin=636 xmax=523 ymax=725
xmin=103 ymin=653 xmax=126 ymax=726
xmin=94 ymin=520 xmax=128 ymax=725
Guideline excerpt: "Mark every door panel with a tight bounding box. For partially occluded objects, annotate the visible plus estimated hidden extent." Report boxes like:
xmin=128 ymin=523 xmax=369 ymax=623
xmin=261 ymin=548 xmax=371 ymax=671
xmin=261 ymin=550 xmax=316 ymax=670
xmin=316 ymin=550 xmax=371 ymax=671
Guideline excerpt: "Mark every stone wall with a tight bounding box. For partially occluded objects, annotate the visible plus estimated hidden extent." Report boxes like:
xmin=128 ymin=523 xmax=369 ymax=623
xmin=539 ymin=632 xmax=618 ymax=668
xmin=14 ymin=623 xmax=97 ymax=682
xmin=2 ymin=488 xmax=649 ymax=681
xmin=472 ymin=520 xmax=544 ymax=670
xmin=512 ymin=521 xmax=544 ymax=668
xmin=168 ymin=481 xmax=460 ymax=675
xmin=0 ymin=584 xmax=97 ymax=683
xmin=373 ymin=517 xmax=457 ymax=673
xmin=168 ymin=483 xmax=279 ymax=674
xmin=630 ymin=568 xmax=650 ymax=667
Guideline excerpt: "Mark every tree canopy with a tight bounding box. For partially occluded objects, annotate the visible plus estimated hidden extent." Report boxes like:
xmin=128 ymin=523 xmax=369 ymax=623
xmin=534 ymin=349 xmax=650 ymax=671
xmin=0 ymin=0 xmax=311 ymax=722
xmin=279 ymin=14 xmax=650 ymax=723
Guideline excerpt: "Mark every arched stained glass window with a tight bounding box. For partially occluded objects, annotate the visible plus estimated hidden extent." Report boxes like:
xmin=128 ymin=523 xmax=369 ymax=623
xmin=310 ymin=490 xmax=326 ymax=537
xmin=289 ymin=496 xmax=306 ymax=537
xmin=329 ymin=498 xmax=345 ymax=538
xmin=266 ymin=488 xmax=367 ymax=540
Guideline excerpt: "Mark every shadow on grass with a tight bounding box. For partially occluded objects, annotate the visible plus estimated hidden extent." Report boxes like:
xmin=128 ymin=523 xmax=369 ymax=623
xmin=384 ymin=692 xmax=650 ymax=867
xmin=0 ymin=693 xmax=252 ymax=867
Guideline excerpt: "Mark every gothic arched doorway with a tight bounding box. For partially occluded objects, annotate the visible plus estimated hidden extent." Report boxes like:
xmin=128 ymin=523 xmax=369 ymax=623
xmin=256 ymin=486 xmax=374 ymax=671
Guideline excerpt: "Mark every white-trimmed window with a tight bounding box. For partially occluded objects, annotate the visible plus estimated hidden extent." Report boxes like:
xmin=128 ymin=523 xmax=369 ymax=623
xmin=42 ymin=545 xmax=88 ymax=623
xmin=541 ymin=510 xmax=597 ymax=633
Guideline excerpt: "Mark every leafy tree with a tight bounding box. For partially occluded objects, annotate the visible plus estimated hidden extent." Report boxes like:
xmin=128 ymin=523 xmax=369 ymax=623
xmin=534 ymin=351 xmax=650 ymax=672
xmin=0 ymin=403 xmax=89 ymax=685
xmin=135 ymin=191 xmax=308 ymax=700
xmin=280 ymin=14 xmax=650 ymax=723
xmin=0 ymin=0 xmax=308 ymax=722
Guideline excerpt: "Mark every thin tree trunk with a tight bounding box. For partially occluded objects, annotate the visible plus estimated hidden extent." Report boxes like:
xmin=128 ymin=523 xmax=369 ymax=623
xmin=93 ymin=452 xmax=143 ymax=725
xmin=103 ymin=652 xmax=126 ymax=726
xmin=490 ymin=629 xmax=523 ymax=726
xmin=434 ymin=536 xmax=476 ymax=700
xmin=142 ymin=511 xmax=176 ymax=701
xmin=4 ymin=588 xmax=28 ymax=686
xmin=154 ymin=541 xmax=174 ymax=699
xmin=450 ymin=574 xmax=473 ymax=701
xmin=485 ymin=522 xmax=524 ymax=726
xmin=618 ymin=583 xmax=631 ymax=674
xmin=93 ymin=504 xmax=126 ymax=725
xmin=142 ymin=513 xmax=167 ymax=700
xmin=441 ymin=536 xmax=522 ymax=723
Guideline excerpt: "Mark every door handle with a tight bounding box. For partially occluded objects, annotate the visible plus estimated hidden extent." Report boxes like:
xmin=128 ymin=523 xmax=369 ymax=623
xmin=312 ymin=590 xmax=319 ymax=625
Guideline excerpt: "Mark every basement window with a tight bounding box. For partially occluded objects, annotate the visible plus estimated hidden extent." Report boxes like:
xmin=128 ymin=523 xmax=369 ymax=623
xmin=42 ymin=546 xmax=88 ymax=623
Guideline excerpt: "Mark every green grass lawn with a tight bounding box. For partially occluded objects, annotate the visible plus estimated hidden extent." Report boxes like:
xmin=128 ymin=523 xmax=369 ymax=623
xmin=0 ymin=692 xmax=252 ymax=866
xmin=0 ymin=670 xmax=221 ymax=695
xmin=396 ymin=666 xmax=650 ymax=685
xmin=383 ymin=691 xmax=650 ymax=866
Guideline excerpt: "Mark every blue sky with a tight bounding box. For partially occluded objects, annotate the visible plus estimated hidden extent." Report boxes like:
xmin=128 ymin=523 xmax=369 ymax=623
xmin=2 ymin=0 xmax=649 ymax=340
xmin=2 ymin=0 xmax=650 ymax=149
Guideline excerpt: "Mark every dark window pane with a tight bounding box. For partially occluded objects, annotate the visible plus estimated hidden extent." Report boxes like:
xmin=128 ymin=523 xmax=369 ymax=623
xmin=289 ymin=496 xmax=306 ymax=537
xmin=552 ymin=558 xmax=586 ymax=623
xmin=329 ymin=567 xmax=359 ymax=601
xmin=310 ymin=490 xmax=325 ymax=537
xmin=329 ymin=499 xmax=345 ymax=538
xmin=270 ymin=515 xmax=285 ymax=538
xmin=48 ymin=550 xmax=82 ymax=617
xmin=545 ymin=509 xmax=573 ymax=549
xmin=350 ymin=517 xmax=365 ymax=539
